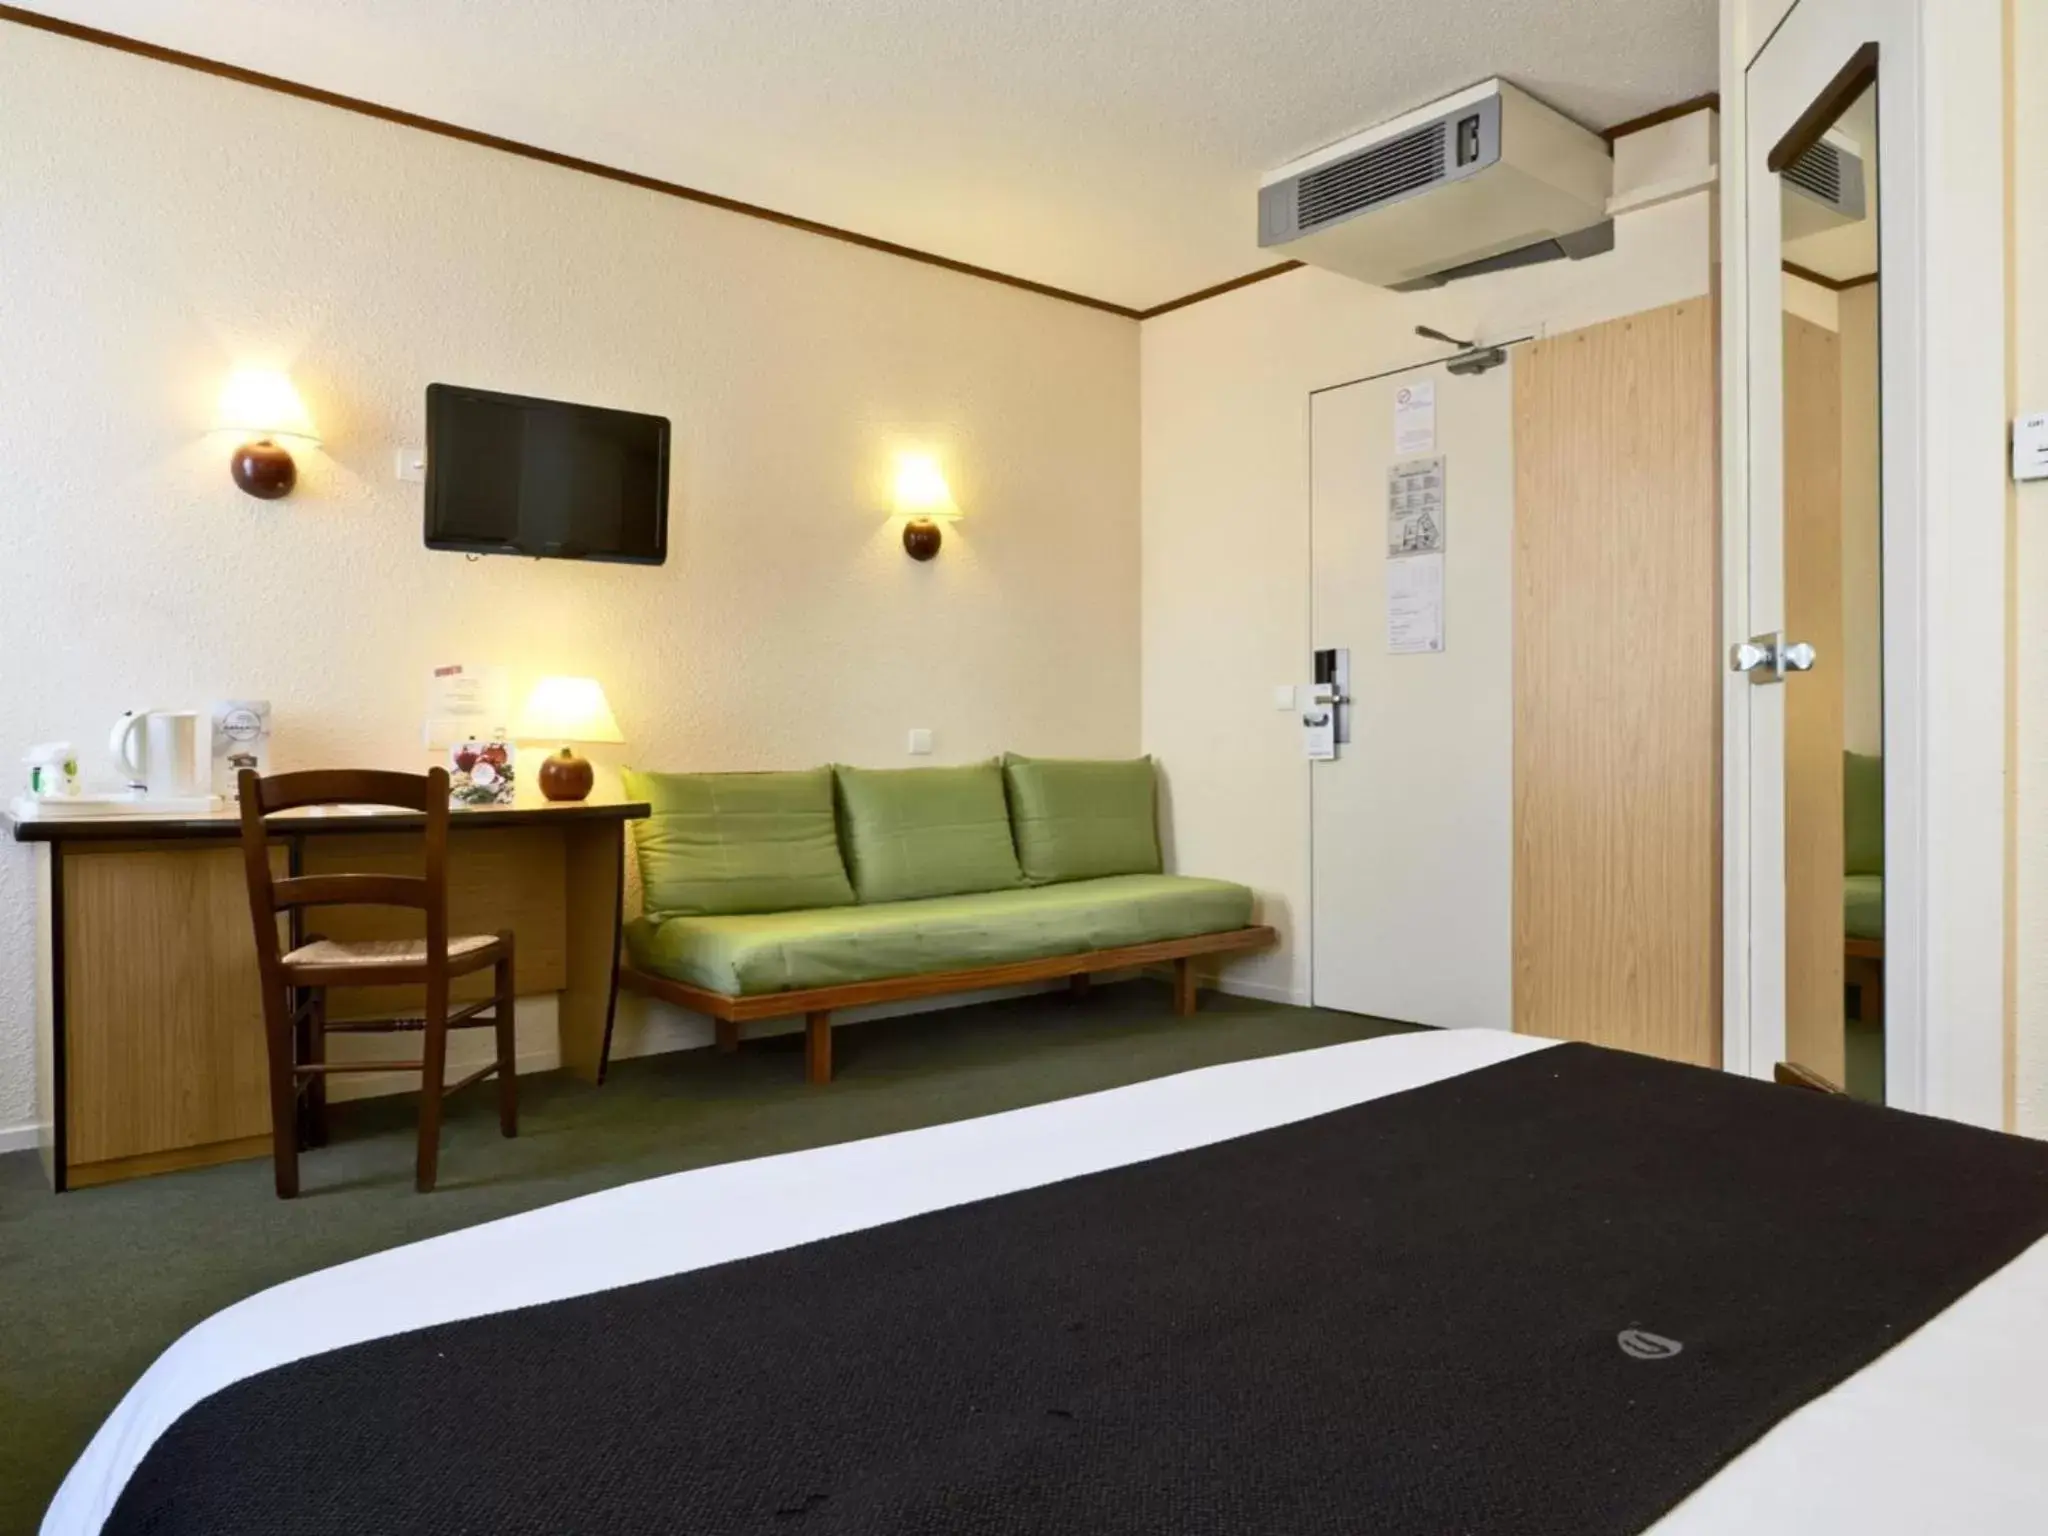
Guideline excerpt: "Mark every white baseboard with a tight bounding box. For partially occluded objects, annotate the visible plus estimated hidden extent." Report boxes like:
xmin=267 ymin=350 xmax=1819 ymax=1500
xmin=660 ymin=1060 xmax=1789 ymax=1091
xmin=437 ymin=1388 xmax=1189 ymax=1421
xmin=0 ymin=1122 xmax=42 ymax=1155
xmin=1213 ymin=974 xmax=1313 ymax=1007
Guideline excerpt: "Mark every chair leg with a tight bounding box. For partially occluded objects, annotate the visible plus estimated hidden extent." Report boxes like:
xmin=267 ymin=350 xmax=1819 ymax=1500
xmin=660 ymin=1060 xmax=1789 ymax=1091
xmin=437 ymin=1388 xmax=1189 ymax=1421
xmin=304 ymin=989 xmax=328 ymax=1149
xmin=805 ymin=1010 xmax=832 ymax=1085
xmin=417 ymin=981 xmax=449 ymax=1194
xmin=495 ymin=934 xmax=518 ymax=1139
xmin=1172 ymin=957 xmax=1198 ymax=1018
xmin=262 ymin=986 xmax=300 ymax=1200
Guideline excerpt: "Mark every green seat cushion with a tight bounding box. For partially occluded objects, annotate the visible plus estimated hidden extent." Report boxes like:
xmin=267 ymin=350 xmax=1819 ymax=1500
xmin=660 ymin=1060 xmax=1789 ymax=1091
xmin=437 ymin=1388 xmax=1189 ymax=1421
xmin=1004 ymin=754 xmax=1162 ymax=884
xmin=833 ymin=760 xmax=1022 ymax=903
xmin=1844 ymin=751 xmax=1884 ymax=876
xmin=622 ymin=767 xmax=855 ymax=917
xmin=626 ymin=873 xmax=1254 ymax=996
xmin=1845 ymin=873 xmax=1885 ymax=942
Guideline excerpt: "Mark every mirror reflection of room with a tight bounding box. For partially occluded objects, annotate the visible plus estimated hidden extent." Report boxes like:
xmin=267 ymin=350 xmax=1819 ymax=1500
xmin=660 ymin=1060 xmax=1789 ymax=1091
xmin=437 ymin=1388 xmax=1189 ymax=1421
xmin=1780 ymin=81 xmax=1882 ymax=1103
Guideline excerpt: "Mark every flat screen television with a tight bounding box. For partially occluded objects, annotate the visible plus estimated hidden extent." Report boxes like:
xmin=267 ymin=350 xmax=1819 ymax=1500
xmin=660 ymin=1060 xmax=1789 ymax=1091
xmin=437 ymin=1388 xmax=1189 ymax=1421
xmin=423 ymin=384 xmax=670 ymax=564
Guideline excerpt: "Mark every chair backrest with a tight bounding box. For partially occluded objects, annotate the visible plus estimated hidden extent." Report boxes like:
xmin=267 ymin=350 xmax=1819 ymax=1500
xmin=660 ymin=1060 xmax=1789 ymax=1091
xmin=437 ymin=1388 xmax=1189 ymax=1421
xmin=236 ymin=768 xmax=452 ymax=978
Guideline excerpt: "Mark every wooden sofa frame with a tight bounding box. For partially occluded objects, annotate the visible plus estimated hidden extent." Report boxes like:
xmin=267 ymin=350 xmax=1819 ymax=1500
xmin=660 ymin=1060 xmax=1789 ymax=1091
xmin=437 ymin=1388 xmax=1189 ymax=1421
xmin=619 ymin=925 xmax=1277 ymax=1084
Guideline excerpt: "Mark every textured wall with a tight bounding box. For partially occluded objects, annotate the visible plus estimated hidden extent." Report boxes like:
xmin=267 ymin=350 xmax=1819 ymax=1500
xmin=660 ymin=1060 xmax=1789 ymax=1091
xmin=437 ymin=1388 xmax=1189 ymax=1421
xmin=0 ymin=27 xmax=1139 ymax=1136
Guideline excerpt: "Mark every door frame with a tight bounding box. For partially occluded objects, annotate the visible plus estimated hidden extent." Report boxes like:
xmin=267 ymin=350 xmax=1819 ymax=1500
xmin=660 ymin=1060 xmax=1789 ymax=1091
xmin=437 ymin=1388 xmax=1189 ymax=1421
xmin=1720 ymin=0 xmax=2008 ymax=1125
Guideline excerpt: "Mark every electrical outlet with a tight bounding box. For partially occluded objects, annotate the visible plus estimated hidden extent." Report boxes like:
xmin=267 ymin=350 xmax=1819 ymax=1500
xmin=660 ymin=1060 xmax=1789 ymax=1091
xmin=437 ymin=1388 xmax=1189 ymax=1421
xmin=1273 ymin=684 xmax=1298 ymax=711
xmin=907 ymin=728 xmax=933 ymax=756
xmin=395 ymin=446 xmax=426 ymax=484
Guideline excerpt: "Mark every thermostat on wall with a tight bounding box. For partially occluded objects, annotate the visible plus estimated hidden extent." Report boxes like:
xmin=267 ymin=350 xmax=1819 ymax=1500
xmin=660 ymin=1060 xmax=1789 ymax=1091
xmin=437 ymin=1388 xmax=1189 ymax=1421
xmin=2017 ymin=413 xmax=2048 ymax=483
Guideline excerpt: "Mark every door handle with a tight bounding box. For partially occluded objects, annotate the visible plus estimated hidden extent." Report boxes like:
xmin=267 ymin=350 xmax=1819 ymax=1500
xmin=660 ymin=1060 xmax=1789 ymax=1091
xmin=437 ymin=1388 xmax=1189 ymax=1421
xmin=1728 ymin=631 xmax=1818 ymax=685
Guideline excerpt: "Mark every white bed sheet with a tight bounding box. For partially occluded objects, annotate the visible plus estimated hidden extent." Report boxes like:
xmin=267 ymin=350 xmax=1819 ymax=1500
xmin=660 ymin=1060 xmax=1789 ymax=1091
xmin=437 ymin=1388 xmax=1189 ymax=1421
xmin=42 ymin=1029 xmax=2048 ymax=1534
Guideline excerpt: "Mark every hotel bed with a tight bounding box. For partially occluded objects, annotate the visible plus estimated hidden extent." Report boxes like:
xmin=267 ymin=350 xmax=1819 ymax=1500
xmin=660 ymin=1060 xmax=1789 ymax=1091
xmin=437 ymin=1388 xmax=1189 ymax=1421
xmin=44 ymin=1030 xmax=2048 ymax=1535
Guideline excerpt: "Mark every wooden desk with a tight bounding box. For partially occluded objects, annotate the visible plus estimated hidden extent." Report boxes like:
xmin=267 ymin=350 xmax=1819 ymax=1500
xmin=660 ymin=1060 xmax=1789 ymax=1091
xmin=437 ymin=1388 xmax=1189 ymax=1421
xmin=7 ymin=798 xmax=648 ymax=1191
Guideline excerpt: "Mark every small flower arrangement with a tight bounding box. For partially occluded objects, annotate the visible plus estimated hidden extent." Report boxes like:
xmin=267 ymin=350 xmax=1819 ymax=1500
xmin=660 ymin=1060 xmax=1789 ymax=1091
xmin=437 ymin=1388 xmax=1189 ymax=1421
xmin=449 ymin=740 xmax=515 ymax=807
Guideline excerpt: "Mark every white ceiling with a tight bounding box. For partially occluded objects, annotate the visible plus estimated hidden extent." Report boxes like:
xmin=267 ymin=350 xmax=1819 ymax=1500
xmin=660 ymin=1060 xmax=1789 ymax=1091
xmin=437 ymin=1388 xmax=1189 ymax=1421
xmin=23 ymin=0 xmax=1719 ymax=311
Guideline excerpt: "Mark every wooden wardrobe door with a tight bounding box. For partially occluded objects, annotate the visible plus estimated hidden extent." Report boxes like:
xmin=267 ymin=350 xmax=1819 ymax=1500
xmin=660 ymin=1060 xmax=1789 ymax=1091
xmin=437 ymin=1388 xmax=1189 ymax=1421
xmin=1512 ymin=298 xmax=1721 ymax=1064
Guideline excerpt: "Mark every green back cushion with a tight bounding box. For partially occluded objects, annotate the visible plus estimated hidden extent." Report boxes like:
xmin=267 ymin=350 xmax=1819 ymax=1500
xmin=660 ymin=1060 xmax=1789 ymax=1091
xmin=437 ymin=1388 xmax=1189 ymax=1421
xmin=1844 ymin=751 xmax=1885 ymax=876
xmin=623 ymin=767 xmax=855 ymax=917
xmin=833 ymin=760 xmax=1023 ymax=903
xmin=1003 ymin=754 xmax=1162 ymax=884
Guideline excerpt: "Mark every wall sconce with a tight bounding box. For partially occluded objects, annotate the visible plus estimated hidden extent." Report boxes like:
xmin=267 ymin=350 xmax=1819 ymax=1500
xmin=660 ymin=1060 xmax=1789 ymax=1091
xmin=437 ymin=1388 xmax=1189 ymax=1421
xmin=893 ymin=454 xmax=962 ymax=560
xmin=217 ymin=368 xmax=319 ymax=499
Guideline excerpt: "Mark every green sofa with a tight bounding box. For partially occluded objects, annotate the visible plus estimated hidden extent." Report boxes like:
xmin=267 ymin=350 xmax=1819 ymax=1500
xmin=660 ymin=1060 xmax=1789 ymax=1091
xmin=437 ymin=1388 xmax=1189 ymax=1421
xmin=618 ymin=756 xmax=1272 ymax=1081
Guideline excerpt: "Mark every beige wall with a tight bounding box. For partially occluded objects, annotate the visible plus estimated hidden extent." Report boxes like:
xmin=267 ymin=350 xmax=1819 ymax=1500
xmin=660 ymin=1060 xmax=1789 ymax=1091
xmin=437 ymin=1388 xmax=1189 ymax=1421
xmin=0 ymin=28 xmax=1140 ymax=1137
xmin=2011 ymin=0 xmax=2048 ymax=1136
xmin=1141 ymin=189 xmax=1715 ymax=1006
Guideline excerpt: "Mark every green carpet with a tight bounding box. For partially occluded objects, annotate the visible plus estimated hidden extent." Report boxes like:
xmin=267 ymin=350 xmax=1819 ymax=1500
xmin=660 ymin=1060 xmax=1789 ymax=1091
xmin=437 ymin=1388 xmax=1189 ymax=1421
xmin=0 ymin=981 xmax=1413 ymax=1534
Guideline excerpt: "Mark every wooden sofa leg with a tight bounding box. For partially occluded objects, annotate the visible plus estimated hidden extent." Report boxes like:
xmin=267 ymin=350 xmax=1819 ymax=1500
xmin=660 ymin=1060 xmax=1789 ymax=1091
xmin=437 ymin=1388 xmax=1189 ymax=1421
xmin=715 ymin=1018 xmax=739 ymax=1054
xmin=1172 ymin=958 xmax=1198 ymax=1018
xmin=1069 ymin=972 xmax=1092 ymax=1000
xmin=805 ymin=1011 xmax=832 ymax=1084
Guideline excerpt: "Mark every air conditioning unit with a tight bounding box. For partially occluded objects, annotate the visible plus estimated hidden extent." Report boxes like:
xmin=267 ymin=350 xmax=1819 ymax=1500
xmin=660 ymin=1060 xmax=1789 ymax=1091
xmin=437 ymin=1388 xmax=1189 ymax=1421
xmin=1258 ymin=80 xmax=1614 ymax=290
xmin=1781 ymin=131 xmax=1867 ymax=241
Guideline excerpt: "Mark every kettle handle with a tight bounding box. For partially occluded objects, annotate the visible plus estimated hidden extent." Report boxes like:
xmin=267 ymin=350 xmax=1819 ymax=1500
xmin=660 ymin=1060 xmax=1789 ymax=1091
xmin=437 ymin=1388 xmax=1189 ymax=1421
xmin=109 ymin=712 xmax=148 ymax=785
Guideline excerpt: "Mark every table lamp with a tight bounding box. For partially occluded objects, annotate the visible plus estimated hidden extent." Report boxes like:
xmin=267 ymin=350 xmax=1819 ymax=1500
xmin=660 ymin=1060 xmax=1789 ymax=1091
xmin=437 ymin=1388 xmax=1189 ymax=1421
xmin=515 ymin=677 xmax=624 ymax=802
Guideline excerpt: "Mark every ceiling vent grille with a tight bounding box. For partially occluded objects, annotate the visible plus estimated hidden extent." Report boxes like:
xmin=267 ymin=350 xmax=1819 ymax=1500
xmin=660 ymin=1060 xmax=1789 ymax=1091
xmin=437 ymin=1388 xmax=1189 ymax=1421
xmin=1784 ymin=140 xmax=1844 ymax=206
xmin=1296 ymin=121 xmax=1448 ymax=232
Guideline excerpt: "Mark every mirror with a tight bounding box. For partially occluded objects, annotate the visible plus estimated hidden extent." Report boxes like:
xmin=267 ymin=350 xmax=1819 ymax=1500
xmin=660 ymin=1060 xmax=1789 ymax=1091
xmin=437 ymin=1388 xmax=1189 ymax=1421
xmin=1777 ymin=75 xmax=1883 ymax=1102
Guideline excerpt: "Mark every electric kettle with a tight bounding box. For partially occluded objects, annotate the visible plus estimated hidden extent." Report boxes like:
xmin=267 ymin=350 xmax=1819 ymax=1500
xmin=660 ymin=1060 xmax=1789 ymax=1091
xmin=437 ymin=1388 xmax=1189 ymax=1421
xmin=109 ymin=710 xmax=205 ymax=799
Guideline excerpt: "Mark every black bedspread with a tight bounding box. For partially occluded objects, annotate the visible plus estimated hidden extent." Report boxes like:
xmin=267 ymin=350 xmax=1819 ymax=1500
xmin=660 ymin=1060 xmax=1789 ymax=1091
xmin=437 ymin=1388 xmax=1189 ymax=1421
xmin=106 ymin=1044 xmax=2048 ymax=1535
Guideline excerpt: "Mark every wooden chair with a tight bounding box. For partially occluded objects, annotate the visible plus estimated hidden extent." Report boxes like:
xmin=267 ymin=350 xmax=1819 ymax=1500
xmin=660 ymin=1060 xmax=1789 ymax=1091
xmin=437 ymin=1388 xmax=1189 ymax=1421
xmin=237 ymin=767 xmax=517 ymax=1197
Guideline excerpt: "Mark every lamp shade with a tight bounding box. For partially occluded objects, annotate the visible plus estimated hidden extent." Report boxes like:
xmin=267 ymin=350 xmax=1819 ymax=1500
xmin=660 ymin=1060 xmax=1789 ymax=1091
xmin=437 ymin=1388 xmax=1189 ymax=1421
xmin=514 ymin=677 xmax=625 ymax=744
xmin=216 ymin=368 xmax=319 ymax=443
xmin=892 ymin=454 xmax=961 ymax=520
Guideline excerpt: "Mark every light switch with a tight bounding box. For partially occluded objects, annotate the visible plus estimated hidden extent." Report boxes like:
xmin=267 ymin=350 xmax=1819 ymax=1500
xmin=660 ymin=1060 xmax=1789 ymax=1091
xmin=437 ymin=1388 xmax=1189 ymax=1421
xmin=2016 ymin=413 xmax=2048 ymax=483
xmin=907 ymin=728 xmax=933 ymax=756
xmin=1273 ymin=684 xmax=1297 ymax=711
xmin=395 ymin=446 xmax=426 ymax=484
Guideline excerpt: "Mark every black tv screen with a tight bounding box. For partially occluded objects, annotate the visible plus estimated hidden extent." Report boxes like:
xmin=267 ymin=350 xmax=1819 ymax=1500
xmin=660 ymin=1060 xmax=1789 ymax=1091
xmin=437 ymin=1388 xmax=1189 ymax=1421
xmin=424 ymin=384 xmax=669 ymax=564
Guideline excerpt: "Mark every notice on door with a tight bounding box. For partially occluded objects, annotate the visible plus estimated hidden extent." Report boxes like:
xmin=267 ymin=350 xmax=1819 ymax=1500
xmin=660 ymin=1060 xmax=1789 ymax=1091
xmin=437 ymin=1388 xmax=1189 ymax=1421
xmin=1394 ymin=380 xmax=1437 ymax=455
xmin=1387 ymin=455 xmax=1446 ymax=556
xmin=1388 ymin=552 xmax=1445 ymax=654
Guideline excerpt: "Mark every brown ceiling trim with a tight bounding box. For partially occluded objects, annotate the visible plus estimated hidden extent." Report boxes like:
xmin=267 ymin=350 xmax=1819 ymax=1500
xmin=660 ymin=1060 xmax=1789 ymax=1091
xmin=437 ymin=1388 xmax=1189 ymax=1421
xmin=1137 ymin=261 xmax=1304 ymax=320
xmin=1782 ymin=260 xmax=1878 ymax=293
xmin=0 ymin=3 xmax=1144 ymax=320
xmin=1766 ymin=42 xmax=1878 ymax=174
xmin=1782 ymin=260 xmax=1847 ymax=292
xmin=1599 ymin=92 xmax=1722 ymax=144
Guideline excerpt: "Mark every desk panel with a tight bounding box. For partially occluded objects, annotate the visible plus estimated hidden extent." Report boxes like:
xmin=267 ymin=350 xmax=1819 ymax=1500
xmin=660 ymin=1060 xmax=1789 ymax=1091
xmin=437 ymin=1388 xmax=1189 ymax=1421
xmin=62 ymin=843 xmax=282 ymax=1169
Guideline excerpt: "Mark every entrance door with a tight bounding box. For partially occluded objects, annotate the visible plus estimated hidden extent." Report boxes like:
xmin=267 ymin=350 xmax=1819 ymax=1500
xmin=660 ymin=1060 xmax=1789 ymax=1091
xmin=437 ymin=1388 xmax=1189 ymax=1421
xmin=1308 ymin=360 xmax=1513 ymax=1028
xmin=1742 ymin=15 xmax=1891 ymax=1100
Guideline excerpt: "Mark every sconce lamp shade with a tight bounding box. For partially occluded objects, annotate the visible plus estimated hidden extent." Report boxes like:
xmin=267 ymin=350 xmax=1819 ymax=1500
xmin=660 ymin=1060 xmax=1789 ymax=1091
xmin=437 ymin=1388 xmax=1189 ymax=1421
xmin=892 ymin=455 xmax=960 ymax=520
xmin=216 ymin=369 xmax=319 ymax=443
xmin=893 ymin=454 xmax=960 ymax=561
xmin=515 ymin=677 xmax=625 ymax=744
